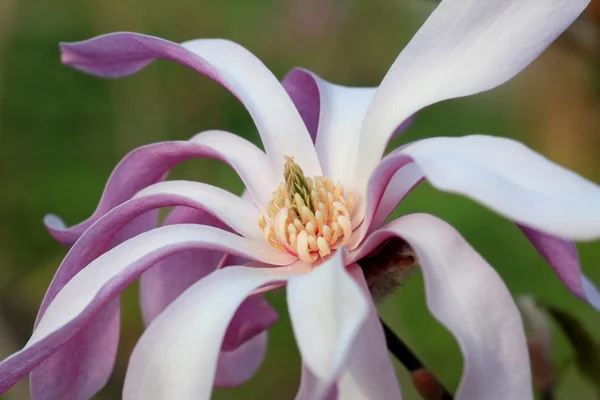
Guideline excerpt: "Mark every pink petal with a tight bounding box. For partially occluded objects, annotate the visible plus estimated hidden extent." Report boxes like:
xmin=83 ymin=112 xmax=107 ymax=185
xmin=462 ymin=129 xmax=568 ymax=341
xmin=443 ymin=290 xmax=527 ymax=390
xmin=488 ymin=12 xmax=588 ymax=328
xmin=61 ymin=33 xmax=321 ymax=177
xmin=350 ymin=214 xmax=533 ymax=400
xmin=30 ymin=300 xmax=120 ymax=400
xmin=215 ymin=332 xmax=269 ymax=388
xmin=0 ymin=225 xmax=294 ymax=396
xmin=519 ymin=226 xmax=600 ymax=310
xmin=282 ymin=68 xmax=321 ymax=143
xmin=287 ymin=251 xmax=370 ymax=398
xmin=354 ymin=0 xmax=589 ymax=191
xmin=123 ymin=264 xmax=305 ymax=399
xmin=45 ymin=130 xmax=277 ymax=245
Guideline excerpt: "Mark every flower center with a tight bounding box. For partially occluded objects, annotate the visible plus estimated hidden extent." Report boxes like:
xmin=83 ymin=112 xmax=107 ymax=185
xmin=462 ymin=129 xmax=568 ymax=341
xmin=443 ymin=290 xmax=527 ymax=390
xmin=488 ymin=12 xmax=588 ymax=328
xmin=258 ymin=156 xmax=354 ymax=263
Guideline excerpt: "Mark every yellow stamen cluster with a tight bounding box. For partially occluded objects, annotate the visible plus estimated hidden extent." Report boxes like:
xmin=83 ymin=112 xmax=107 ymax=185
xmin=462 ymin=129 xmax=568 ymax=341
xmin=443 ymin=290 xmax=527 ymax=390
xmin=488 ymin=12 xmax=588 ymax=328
xmin=258 ymin=157 xmax=354 ymax=263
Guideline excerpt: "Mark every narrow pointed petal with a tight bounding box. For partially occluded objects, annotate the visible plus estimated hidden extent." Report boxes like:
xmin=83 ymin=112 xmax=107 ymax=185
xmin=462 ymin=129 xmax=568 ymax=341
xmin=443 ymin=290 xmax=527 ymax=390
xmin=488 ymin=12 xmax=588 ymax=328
xmin=61 ymin=33 xmax=320 ymax=176
xmin=45 ymin=130 xmax=277 ymax=245
xmin=519 ymin=227 xmax=600 ymax=310
xmin=350 ymin=213 xmax=533 ymax=400
xmin=123 ymin=264 xmax=304 ymax=400
xmin=354 ymin=0 xmax=590 ymax=190
xmin=287 ymin=252 xmax=370 ymax=398
xmin=336 ymin=265 xmax=402 ymax=400
xmin=359 ymin=135 xmax=600 ymax=245
xmin=0 ymin=225 xmax=294 ymax=396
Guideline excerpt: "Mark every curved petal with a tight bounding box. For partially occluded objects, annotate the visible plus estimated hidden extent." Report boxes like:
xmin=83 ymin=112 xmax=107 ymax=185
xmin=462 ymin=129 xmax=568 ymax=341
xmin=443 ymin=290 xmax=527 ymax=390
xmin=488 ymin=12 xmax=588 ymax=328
xmin=134 ymin=180 xmax=264 ymax=240
xmin=61 ymin=32 xmax=320 ymax=176
xmin=336 ymin=265 xmax=402 ymax=400
xmin=45 ymin=130 xmax=276 ymax=245
xmin=366 ymin=162 xmax=424 ymax=232
xmin=215 ymin=331 xmax=269 ymax=388
xmin=356 ymin=135 xmax=600 ymax=247
xmin=122 ymin=263 xmax=304 ymax=400
xmin=350 ymin=213 xmax=533 ymax=400
xmin=0 ymin=225 xmax=296 ymax=396
xmin=519 ymin=227 xmax=600 ymax=310
xmin=354 ymin=0 xmax=589 ymax=191
xmin=287 ymin=251 xmax=370 ymax=398
xmin=139 ymin=206 xmax=279 ymax=387
xmin=295 ymin=365 xmax=337 ymax=400
xmin=139 ymin=207 xmax=228 ymax=326
xmin=30 ymin=300 xmax=120 ymax=400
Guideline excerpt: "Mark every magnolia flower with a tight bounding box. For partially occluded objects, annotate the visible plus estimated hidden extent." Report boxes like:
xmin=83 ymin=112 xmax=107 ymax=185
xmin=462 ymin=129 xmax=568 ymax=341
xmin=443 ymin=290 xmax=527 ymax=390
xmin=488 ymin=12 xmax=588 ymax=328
xmin=2 ymin=0 xmax=600 ymax=399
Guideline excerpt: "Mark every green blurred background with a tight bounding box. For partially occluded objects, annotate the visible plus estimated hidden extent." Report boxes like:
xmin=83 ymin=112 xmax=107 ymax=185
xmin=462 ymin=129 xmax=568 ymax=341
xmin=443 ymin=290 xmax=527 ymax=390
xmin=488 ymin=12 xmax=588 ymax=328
xmin=1 ymin=0 xmax=600 ymax=398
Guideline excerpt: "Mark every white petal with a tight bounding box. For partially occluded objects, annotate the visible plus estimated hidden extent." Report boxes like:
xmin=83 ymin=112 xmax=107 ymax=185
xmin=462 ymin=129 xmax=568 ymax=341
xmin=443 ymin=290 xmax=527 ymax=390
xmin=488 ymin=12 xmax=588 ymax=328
xmin=287 ymin=252 xmax=369 ymax=398
xmin=582 ymin=274 xmax=600 ymax=309
xmin=403 ymin=135 xmax=600 ymax=240
xmin=297 ymin=70 xmax=376 ymax=185
xmin=134 ymin=180 xmax=263 ymax=241
xmin=123 ymin=265 xmax=301 ymax=400
xmin=354 ymin=0 xmax=589 ymax=191
xmin=182 ymin=40 xmax=321 ymax=176
xmin=350 ymin=214 xmax=533 ymax=400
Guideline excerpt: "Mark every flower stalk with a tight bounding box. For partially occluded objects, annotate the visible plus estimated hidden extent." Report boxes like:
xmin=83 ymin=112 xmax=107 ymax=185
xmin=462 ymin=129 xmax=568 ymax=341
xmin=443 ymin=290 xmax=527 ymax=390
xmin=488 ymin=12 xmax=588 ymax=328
xmin=380 ymin=319 xmax=453 ymax=400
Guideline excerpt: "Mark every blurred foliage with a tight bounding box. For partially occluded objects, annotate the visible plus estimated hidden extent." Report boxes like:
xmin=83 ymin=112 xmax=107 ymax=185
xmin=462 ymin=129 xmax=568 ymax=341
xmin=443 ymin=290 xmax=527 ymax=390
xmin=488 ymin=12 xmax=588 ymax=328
xmin=1 ymin=0 xmax=600 ymax=399
xmin=544 ymin=304 xmax=600 ymax=396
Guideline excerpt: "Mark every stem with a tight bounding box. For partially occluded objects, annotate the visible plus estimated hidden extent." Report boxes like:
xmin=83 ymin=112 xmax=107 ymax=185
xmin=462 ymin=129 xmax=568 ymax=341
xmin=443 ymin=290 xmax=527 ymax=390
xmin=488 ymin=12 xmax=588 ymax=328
xmin=540 ymin=388 xmax=555 ymax=400
xmin=380 ymin=319 xmax=454 ymax=400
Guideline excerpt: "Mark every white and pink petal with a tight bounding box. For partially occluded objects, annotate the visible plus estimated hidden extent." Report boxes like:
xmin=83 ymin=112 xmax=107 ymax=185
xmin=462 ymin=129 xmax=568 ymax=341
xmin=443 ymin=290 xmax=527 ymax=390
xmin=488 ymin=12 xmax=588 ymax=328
xmin=354 ymin=0 xmax=590 ymax=191
xmin=61 ymin=33 xmax=321 ymax=177
xmin=350 ymin=213 xmax=533 ymax=400
xmin=45 ymin=130 xmax=276 ymax=245
xmin=123 ymin=263 xmax=305 ymax=399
